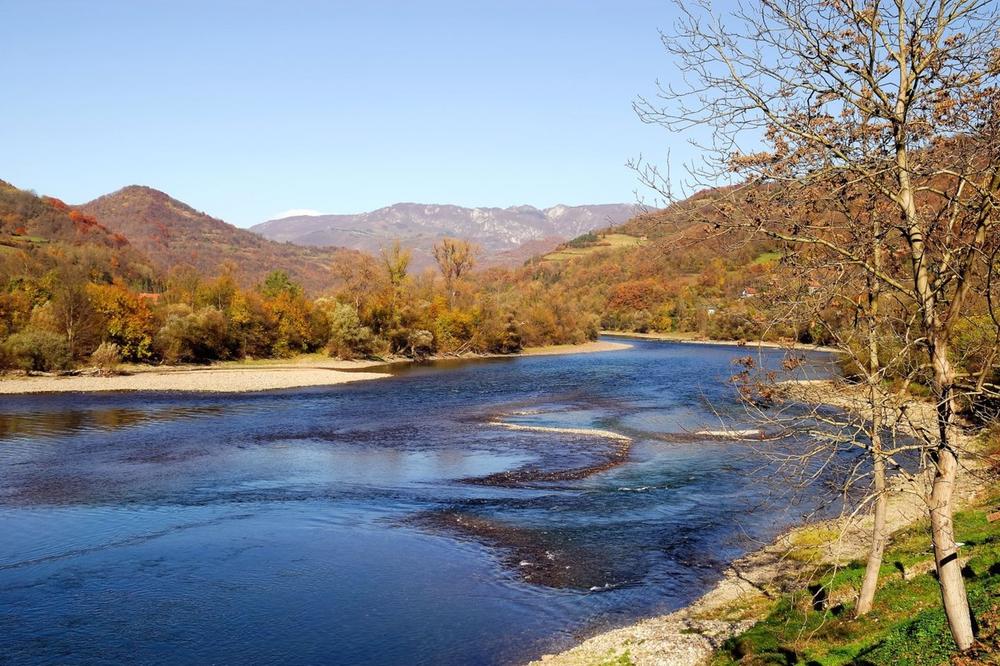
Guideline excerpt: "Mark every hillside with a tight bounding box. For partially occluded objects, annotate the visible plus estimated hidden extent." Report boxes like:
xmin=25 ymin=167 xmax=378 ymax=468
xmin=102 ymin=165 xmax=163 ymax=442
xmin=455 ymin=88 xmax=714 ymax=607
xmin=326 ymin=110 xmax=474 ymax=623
xmin=1 ymin=179 xmax=123 ymax=250
xmin=250 ymin=202 xmax=637 ymax=268
xmin=540 ymin=232 xmax=647 ymax=263
xmin=0 ymin=179 xmax=155 ymax=285
xmin=489 ymin=188 xmax=792 ymax=342
xmin=78 ymin=186 xmax=364 ymax=293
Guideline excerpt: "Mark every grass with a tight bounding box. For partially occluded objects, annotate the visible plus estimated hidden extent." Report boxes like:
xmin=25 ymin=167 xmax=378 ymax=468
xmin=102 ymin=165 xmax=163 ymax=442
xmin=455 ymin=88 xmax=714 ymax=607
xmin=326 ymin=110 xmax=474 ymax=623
xmin=787 ymin=526 xmax=843 ymax=563
xmin=710 ymin=485 xmax=1000 ymax=665
xmin=542 ymin=234 xmax=645 ymax=262
xmin=751 ymin=251 xmax=783 ymax=265
xmin=596 ymin=649 xmax=633 ymax=666
xmin=0 ymin=235 xmax=48 ymax=252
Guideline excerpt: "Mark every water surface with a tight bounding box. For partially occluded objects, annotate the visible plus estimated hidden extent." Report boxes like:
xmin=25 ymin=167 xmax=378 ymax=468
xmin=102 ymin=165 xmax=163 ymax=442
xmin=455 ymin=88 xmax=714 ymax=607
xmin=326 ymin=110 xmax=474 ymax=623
xmin=0 ymin=338 xmax=836 ymax=665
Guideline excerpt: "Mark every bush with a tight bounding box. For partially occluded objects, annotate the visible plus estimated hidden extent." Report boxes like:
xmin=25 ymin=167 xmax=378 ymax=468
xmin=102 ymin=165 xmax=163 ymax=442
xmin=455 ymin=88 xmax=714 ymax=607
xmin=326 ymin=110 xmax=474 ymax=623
xmin=324 ymin=302 xmax=375 ymax=359
xmin=90 ymin=342 xmax=122 ymax=376
xmin=566 ymin=231 xmax=599 ymax=248
xmin=3 ymin=329 xmax=72 ymax=372
xmin=494 ymin=313 xmax=523 ymax=354
xmin=632 ymin=309 xmax=653 ymax=333
xmin=407 ymin=329 xmax=435 ymax=359
xmin=154 ymin=306 xmax=232 ymax=363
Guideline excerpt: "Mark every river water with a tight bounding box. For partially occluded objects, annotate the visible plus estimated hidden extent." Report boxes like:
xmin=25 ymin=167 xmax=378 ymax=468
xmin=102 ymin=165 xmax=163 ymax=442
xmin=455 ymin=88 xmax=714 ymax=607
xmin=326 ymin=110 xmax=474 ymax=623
xmin=0 ymin=338 xmax=838 ymax=665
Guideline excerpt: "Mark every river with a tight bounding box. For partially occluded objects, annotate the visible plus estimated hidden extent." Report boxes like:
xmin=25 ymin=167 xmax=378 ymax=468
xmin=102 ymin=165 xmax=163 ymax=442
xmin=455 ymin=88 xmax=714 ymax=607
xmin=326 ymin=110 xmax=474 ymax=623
xmin=0 ymin=338 xmax=837 ymax=665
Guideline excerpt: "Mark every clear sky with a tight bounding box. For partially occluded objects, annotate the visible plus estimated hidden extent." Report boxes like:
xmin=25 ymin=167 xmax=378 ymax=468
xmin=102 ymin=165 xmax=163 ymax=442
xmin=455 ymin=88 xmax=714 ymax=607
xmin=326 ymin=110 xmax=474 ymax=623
xmin=2 ymin=1 xmax=684 ymax=227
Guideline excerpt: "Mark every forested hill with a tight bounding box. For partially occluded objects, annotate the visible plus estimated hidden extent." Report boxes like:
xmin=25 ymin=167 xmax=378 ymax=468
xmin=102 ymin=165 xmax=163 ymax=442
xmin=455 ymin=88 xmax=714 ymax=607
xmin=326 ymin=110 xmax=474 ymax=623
xmin=0 ymin=180 xmax=156 ymax=286
xmin=504 ymin=188 xmax=793 ymax=343
xmin=77 ymin=186 xmax=365 ymax=294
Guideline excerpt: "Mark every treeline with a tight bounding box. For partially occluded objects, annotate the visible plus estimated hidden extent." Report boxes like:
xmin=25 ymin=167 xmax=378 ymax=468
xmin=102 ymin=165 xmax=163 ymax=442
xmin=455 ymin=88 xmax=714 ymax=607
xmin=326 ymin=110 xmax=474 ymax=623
xmin=0 ymin=194 xmax=603 ymax=372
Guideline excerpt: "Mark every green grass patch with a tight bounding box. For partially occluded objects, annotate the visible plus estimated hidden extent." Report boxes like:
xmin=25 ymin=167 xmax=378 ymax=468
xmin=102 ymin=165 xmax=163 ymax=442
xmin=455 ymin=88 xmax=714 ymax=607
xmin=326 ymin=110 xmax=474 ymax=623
xmin=751 ymin=251 xmax=783 ymax=265
xmin=543 ymin=234 xmax=645 ymax=262
xmin=787 ymin=526 xmax=843 ymax=562
xmin=711 ymin=485 xmax=1000 ymax=665
xmin=596 ymin=650 xmax=633 ymax=666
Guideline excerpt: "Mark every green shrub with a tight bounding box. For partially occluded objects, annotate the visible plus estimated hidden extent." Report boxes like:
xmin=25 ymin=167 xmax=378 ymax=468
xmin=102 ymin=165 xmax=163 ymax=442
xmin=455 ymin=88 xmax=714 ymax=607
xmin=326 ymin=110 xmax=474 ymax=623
xmin=407 ymin=329 xmax=435 ymax=359
xmin=3 ymin=329 xmax=72 ymax=372
xmin=0 ymin=343 xmax=13 ymax=372
xmin=154 ymin=306 xmax=232 ymax=363
xmin=324 ymin=301 xmax=375 ymax=359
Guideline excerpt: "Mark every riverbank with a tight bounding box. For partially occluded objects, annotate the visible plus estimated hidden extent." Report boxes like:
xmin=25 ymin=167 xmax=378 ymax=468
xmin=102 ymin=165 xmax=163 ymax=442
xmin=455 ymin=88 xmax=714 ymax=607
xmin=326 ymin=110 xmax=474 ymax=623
xmin=0 ymin=339 xmax=631 ymax=394
xmin=530 ymin=378 xmax=992 ymax=666
xmin=601 ymin=330 xmax=842 ymax=354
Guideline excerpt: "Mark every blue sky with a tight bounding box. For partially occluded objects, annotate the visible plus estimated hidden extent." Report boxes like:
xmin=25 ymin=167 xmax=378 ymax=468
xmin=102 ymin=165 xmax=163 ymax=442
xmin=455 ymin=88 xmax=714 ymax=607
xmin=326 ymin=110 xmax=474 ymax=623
xmin=2 ymin=1 xmax=684 ymax=227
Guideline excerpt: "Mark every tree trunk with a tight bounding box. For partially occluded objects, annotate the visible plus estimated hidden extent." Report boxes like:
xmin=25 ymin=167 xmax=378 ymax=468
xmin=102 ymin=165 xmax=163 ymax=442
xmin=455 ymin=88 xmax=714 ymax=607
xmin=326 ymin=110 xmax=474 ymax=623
xmin=928 ymin=340 xmax=975 ymax=651
xmin=895 ymin=132 xmax=975 ymax=650
xmin=857 ymin=265 xmax=886 ymax=617
xmin=857 ymin=450 xmax=887 ymax=615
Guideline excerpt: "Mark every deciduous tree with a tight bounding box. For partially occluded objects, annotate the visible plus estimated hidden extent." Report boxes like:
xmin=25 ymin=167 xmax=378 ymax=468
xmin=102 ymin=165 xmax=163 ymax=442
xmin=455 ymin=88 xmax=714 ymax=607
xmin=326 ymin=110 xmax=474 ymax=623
xmin=640 ymin=0 xmax=1000 ymax=648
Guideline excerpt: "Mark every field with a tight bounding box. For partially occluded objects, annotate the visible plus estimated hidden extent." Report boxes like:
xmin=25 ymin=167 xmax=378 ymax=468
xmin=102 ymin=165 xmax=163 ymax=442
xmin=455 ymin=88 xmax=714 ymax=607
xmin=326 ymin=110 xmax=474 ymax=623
xmin=542 ymin=233 xmax=646 ymax=263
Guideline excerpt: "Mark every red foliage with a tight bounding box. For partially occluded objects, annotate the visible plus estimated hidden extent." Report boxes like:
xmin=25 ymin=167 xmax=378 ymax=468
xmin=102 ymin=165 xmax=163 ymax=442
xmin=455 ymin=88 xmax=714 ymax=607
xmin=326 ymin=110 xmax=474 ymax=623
xmin=607 ymin=279 xmax=667 ymax=311
xmin=43 ymin=196 xmax=70 ymax=211
xmin=69 ymin=210 xmax=95 ymax=226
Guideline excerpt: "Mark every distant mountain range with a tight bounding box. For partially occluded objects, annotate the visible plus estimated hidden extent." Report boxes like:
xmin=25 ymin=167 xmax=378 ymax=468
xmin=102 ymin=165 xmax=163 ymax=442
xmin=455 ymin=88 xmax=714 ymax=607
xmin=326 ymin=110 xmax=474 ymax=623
xmin=250 ymin=203 xmax=638 ymax=267
xmin=77 ymin=186 xmax=363 ymax=293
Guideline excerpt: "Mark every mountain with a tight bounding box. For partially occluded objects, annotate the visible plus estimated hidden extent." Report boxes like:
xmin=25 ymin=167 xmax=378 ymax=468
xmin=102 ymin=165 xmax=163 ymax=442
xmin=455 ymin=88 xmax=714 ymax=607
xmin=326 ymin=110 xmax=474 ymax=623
xmin=77 ymin=186 xmax=364 ymax=293
xmin=250 ymin=203 xmax=638 ymax=267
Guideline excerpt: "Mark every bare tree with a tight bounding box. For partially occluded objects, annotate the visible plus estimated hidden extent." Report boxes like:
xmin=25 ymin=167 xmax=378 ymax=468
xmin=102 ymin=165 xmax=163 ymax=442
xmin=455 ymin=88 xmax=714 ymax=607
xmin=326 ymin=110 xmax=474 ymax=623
xmin=433 ymin=237 xmax=479 ymax=306
xmin=638 ymin=0 xmax=1000 ymax=649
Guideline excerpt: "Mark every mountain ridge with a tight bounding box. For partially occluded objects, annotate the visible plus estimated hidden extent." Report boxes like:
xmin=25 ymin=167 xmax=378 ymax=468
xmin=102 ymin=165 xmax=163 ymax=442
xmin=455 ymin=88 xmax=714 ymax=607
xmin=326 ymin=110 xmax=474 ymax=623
xmin=251 ymin=202 xmax=639 ymax=267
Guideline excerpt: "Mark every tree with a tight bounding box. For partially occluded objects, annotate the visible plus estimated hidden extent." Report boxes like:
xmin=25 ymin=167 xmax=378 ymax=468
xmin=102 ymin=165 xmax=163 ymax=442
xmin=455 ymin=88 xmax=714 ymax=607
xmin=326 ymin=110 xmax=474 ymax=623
xmin=433 ymin=237 xmax=479 ymax=305
xmin=49 ymin=275 xmax=102 ymax=360
xmin=320 ymin=300 xmax=374 ymax=359
xmin=641 ymin=0 xmax=1000 ymax=649
xmin=261 ymin=270 xmax=303 ymax=299
xmin=88 ymin=283 xmax=156 ymax=361
xmin=380 ymin=240 xmax=411 ymax=320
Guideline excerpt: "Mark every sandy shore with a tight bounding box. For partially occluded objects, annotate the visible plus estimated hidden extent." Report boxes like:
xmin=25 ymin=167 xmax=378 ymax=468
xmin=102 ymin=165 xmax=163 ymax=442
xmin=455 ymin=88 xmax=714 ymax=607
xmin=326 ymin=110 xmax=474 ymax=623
xmin=0 ymin=339 xmax=631 ymax=395
xmin=0 ymin=365 xmax=391 ymax=394
xmin=529 ymin=378 xmax=988 ymax=666
xmin=521 ymin=340 xmax=632 ymax=356
xmin=602 ymin=330 xmax=841 ymax=354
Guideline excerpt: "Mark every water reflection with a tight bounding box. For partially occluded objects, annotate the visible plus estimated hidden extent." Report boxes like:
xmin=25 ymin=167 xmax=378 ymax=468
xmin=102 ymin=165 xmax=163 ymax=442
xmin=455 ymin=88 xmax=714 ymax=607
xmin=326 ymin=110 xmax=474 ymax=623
xmin=0 ymin=405 xmax=226 ymax=442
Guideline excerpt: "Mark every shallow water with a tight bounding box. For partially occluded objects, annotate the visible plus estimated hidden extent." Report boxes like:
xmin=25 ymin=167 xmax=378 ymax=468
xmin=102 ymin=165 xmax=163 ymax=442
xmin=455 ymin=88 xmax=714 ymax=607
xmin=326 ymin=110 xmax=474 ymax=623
xmin=0 ymin=338 xmax=838 ymax=665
